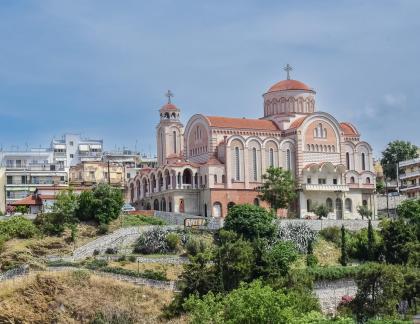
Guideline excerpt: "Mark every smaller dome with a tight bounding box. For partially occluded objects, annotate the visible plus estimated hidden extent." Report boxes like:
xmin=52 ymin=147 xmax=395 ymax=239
xmin=159 ymin=103 xmax=179 ymax=112
xmin=267 ymin=79 xmax=313 ymax=93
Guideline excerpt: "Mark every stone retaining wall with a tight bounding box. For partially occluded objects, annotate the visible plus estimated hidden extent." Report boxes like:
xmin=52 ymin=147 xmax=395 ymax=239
xmin=314 ymin=279 xmax=357 ymax=315
xmin=277 ymin=219 xmax=379 ymax=231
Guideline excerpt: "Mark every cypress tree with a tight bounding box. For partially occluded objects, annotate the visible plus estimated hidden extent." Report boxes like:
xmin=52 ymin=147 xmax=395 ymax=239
xmin=340 ymin=225 xmax=348 ymax=266
xmin=367 ymin=219 xmax=375 ymax=261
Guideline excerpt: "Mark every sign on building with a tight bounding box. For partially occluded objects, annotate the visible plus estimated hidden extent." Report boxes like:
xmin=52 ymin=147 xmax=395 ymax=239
xmin=184 ymin=218 xmax=207 ymax=228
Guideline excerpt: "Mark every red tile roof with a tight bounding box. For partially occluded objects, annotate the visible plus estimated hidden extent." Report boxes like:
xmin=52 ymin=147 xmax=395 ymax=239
xmin=160 ymin=103 xmax=178 ymax=111
xmin=340 ymin=122 xmax=359 ymax=136
xmin=267 ymin=79 xmax=313 ymax=93
xmin=11 ymin=195 xmax=42 ymax=206
xmin=288 ymin=116 xmax=307 ymax=129
xmin=205 ymin=116 xmax=279 ymax=131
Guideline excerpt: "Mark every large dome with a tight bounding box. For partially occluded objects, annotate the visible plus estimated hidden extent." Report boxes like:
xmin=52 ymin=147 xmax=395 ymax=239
xmin=267 ymin=79 xmax=313 ymax=93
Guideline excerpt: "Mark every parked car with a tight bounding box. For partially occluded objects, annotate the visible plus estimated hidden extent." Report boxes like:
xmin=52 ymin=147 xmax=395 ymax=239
xmin=121 ymin=203 xmax=135 ymax=212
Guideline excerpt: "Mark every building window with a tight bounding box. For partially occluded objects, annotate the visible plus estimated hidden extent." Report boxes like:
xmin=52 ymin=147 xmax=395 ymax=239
xmin=222 ymin=175 xmax=226 ymax=183
xmin=214 ymin=174 xmax=217 ymax=184
xmin=366 ymin=177 xmax=371 ymax=184
xmin=350 ymin=176 xmax=355 ymax=184
xmin=326 ymin=198 xmax=333 ymax=210
xmin=345 ymin=198 xmax=352 ymax=212
xmin=307 ymin=177 xmax=311 ymax=184
xmin=69 ymin=141 xmax=74 ymax=146
xmin=253 ymin=148 xmax=258 ymax=181
xmin=286 ymin=149 xmax=291 ymax=171
xmin=7 ymin=176 xmax=12 ymax=184
xmin=318 ymin=178 xmax=326 ymax=184
xmin=307 ymin=199 xmax=312 ymax=211
xmin=70 ymin=154 xmax=74 ymax=158
xmin=346 ymin=152 xmax=350 ymax=169
xmin=173 ymin=131 xmax=177 ymax=153
xmin=333 ymin=178 xmax=337 ymax=184
xmin=361 ymin=153 xmax=366 ymax=171
xmin=269 ymin=148 xmax=274 ymax=167
xmin=235 ymin=147 xmax=240 ymax=181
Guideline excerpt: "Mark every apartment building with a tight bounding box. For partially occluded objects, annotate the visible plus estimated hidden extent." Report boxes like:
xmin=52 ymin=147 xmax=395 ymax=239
xmin=69 ymin=161 xmax=124 ymax=187
xmin=399 ymin=157 xmax=420 ymax=198
xmin=0 ymin=148 xmax=68 ymax=210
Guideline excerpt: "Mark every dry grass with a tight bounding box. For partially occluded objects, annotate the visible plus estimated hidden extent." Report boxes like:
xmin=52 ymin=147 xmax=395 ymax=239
xmin=0 ymin=271 xmax=186 ymax=323
xmin=110 ymin=261 xmax=184 ymax=281
xmin=314 ymin=238 xmax=340 ymax=266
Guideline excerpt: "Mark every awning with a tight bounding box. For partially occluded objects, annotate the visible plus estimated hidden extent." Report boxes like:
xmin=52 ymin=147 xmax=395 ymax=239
xmin=53 ymin=144 xmax=66 ymax=149
xmin=90 ymin=144 xmax=102 ymax=150
xmin=79 ymin=144 xmax=89 ymax=151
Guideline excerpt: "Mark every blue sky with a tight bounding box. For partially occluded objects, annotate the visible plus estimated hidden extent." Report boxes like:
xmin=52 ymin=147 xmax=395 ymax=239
xmin=0 ymin=0 xmax=419 ymax=157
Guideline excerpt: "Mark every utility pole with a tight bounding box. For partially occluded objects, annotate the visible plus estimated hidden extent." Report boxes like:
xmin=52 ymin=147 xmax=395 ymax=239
xmin=385 ymin=178 xmax=390 ymax=218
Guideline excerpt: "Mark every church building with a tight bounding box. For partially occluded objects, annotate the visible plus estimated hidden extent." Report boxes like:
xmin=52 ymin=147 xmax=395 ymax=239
xmin=128 ymin=66 xmax=376 ymax=219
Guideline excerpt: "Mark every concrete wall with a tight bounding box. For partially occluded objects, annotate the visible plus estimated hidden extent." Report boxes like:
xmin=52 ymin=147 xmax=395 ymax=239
xmin=277 ymin=219 xmax=379 ymax=231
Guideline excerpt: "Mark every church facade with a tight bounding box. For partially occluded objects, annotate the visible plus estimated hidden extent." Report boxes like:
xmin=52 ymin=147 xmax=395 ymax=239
xmin=128 ymin=70 xmax=376 ymax=219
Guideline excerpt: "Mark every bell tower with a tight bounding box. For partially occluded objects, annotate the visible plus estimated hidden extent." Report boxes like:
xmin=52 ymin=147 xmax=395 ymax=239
xmin=156 ymin=90 xmax=184 ymax=166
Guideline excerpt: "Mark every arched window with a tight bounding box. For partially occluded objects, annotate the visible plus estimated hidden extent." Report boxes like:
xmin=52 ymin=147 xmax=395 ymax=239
xmin=332 ymin=145 xmax=335 ymax=152
xmin=326 ymin=198 xmax=333 ymax=211
xmin=345 ymin=198 xmax=352 ymax=212
xmin=222 ymin=175 xmax=226 ymax=183
xmin=307 ymin=144 xmax=310 ymax=151
xmin=173 ymin=130 xmax=177 ymax=153
xmin=346 ymin=152 xmax=350 ymax=169
xmin=286 ymin=149 xmax=291 ymax=171
xmin=307 ymin=199 xmax=312 ymax=211
xmin=253 ymin=148 xmax=258 ymax=181
xmin=213 ymin=202 xmax=222 ymax=217
xmin=350 ymin=176 xmax=355 ymax=184
xmin=234 ymin=147 xmax=240 ymax=181
xmin=214 ymin=174 xmax=217 ymax=184
xmin=269 ymin=148 xmax=274 ymax=167
xmin=366 ymin=177 xmax=371 ymax=184
xmin=361 ymin=153 xmax=366 ymax=171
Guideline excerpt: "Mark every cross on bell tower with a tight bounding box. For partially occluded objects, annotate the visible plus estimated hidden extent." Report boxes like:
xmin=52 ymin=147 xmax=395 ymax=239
xmin=284 ymin=64 xmax=293 ymax=80
xmin=165 ymin=90 xmax=174 ymax=104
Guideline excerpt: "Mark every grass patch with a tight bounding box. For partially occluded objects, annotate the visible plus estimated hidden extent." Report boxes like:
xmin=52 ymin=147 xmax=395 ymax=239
xmin=313 ymin=237 xmax=340 ymax=266
xmin=110 ymin=261 xmax=184 ymax=281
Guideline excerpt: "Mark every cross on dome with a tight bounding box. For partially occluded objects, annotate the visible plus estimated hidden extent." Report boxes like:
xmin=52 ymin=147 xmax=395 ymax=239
xmin=165 ymin=90 xmax=174 ymax=104
xmin=283 ymin=64 xmax=293 ymax=80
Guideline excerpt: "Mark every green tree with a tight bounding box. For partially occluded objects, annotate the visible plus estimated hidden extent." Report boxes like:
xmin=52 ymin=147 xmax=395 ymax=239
xmin=53 ymin=188 xmax=79 ymax=223
xmin=306 ymin=239 xmax=318 ymax=267
xmin=261 ymin=241 xmax=298 ymax=279
xmin=223 ymin=204 xmax=276 ymax=240
xmin=215 ymin=230 xmax=255 ymax=291
xmin=367 ymin=219 xmax=375 ymax=261
xmin=381 ymin=140 xmax=418 ymax=180
xmin=352 ymin=263 xmax=404 ymax=321
xmin=312 ymin=204 xmax=330 ymax=219
xmin=258 ymin=166 xmax=296 ymax=213
xmin=340 ymin=225 xmax=348 ymax=266
xmin=396 ymin=198 xmax=420 ymax=239
xmin=184 ymin=280 xmax=321 ymax=324
xmin=357 ymin=205 xmax=372 ymax=220
xmin=376 ymin=179 xmax=385 ymax=194
xmin=381 ymin=219 xmax=416 ymax=264
xmin=75 ymin=184 xmax=123 ymax=224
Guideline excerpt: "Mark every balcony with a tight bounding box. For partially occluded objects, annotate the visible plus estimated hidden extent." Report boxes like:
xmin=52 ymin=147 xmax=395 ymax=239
xmin=301 ymin=184 xmax=349 ymax=192
xmin=400 ymin=183 xmax=420 ymax=191
xmin=6 ymin=163 xmax=65 ymax=172
xmin=399 ymin=157 xmax=420 ymax=168
xmin=399 ymin=170 xmax=420 ymax=180
xmin=347 ymin=183 xmax=375 ymax=189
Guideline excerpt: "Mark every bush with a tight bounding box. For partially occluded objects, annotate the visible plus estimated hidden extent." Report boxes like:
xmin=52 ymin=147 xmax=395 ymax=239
xmin=85 ymin=259 xmax=108 ymax=270
xmin=15 ymin=206 xmax=28 ymax=214
xmin=128 ymin=255 xmax=136 ymax=262
xmin=105 ymin=247 xmax=118 ymax=254
xmin=93 ymin=249 xmax=100 ymax=256
xmin=122 ymin=214 xmax=166 ymax=226
xmin=166 ymin=233 xmax=180 ymax=252
xmin=347 ymin=228 xmax=382 ymax=261
xmin=34 ymin=213 xmax=66 ymax=235
xmin=304 ymin=265 xmax=360 ymax=281
xmin=100 ymin=266 xmax=168 ymax=281
xmin=0 ymin=216 xmax=38 ymax=239
xmin=134 ymin=228 xmax=171 ymax=254
xmin=275 ymin=222 xmax=317 ymax=253
xmin=224 ymin=204 xmax=276 ymax=240
xmin=319 ymin=226 xmax=341 ymax=246
xmin=185 ymin=237 xmax=210 ymax=256
xmin=117 ymin=255 xmax=126 ymax=262
xmin=97 ymin=223 xmax=109 ymax=235
xmin=0 ymin=235 xmax=6 ymax=252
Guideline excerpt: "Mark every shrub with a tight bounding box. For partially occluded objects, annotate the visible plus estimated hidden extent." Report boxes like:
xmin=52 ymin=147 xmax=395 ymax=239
xmin=275 ymin=222 xmax=317 ymax=253
xmin=93 ymin=249 xmax=100 ymax=256
xmin=128 ymin=255 xmax=136 ymax=262
xmin=34 ymin=212 xmax=66 ymax=236
xmin=117 ymin=255 xmax=126 ymax=262
xmin=85 ymin=259 xmax=108 ymax=270
xmin=319 ymin=226 xmax=341 ymax=246
xmin=166 ymin=232 xmax=180 ymax=252
xmin=0 ymin=216 xmax=38 ymax=239
xmin=97 ymin=223 xmax=109 ymax=235
xmin=185 ymin=237 xmax=209 ymax=256
xmin=122 ymin=214 xmax=166 ymax=226
xmin=100 ymin=266 xmax=168 ymax=281
xmin=15 ymin=206 xmax=28 ymax=214
xmin=0 ymin=235 xmax=6 ymax=252
xmin=224 ymin=204 xmax=276 ymax=240
xmin=105 ymin=247 xmax=118 ymax=254
xmin=305 ymin=265 xmax=359 ymax=281
xmin=134 ymin=227 xmax=171 ymax=254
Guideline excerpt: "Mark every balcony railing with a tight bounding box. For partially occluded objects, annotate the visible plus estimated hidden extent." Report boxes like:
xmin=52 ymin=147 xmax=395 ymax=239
xmin=400 ymin=183 xmax=420 ymax=191
xmin=301 ymin=184 xmax=349 ymax=192
xmin=399 ymin=157 xmax=420 ymax=168
xmin=399 ymin=170 xmax=420 ymax=180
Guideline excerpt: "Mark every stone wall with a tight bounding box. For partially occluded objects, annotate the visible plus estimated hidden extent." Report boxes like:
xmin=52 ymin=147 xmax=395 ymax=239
xmin=314 ymin=279 xmax=357 ymax=315
xmin=377 ymin=194 xmax=407 ymax=211
xmin=277 ymin=219 xmax=379 ymax=231
xmin=154 ymin=211 xmax=224 ymax=230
